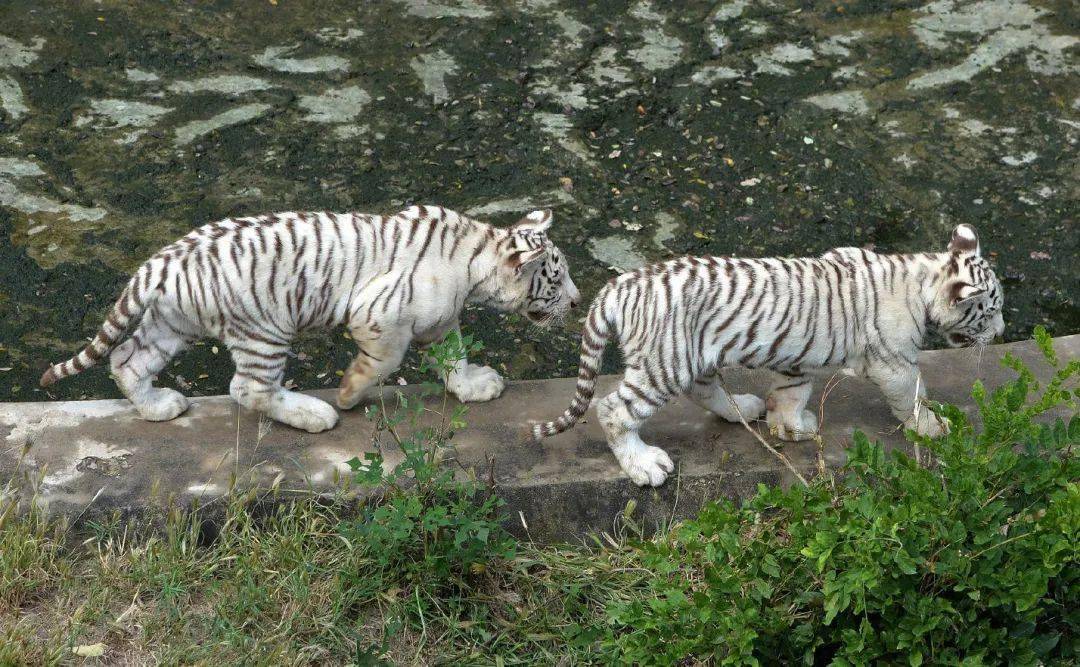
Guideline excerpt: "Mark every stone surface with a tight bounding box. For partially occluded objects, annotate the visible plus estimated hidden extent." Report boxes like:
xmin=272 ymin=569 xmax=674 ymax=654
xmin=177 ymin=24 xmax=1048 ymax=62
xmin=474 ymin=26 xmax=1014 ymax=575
xmin=2 ymin=336 xmax=1075 ymax=541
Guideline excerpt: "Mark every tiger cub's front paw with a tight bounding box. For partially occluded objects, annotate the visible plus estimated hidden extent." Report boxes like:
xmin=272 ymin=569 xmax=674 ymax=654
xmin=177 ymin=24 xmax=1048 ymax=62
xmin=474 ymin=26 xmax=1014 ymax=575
xmin=448 ymin=364 xmax=505 ymax=403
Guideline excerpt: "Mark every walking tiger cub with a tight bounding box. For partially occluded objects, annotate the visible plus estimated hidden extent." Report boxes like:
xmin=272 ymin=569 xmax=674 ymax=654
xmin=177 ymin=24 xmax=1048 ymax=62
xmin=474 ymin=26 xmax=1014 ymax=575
xmin=41 ymin=206 xmax=580 ymax=432
xmin=534 ymin=224 xmax=1004 ymax=487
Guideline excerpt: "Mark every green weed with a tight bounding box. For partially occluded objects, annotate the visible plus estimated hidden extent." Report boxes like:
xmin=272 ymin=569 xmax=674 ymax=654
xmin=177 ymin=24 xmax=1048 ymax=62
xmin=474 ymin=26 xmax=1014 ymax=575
xmin=600 ymin=326 xmax=1078 ymax=665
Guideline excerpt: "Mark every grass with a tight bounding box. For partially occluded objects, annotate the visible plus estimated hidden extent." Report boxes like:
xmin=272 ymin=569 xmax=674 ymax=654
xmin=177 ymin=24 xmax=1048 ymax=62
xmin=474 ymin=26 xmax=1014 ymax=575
xmin=0 ymin=492 xmax=649 ymax=665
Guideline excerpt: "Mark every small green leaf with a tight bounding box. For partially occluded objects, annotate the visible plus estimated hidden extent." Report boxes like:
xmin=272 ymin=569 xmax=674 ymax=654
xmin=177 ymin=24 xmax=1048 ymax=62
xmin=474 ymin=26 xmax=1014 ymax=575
xmin=762 ymin=554 xmax=781 ymax=578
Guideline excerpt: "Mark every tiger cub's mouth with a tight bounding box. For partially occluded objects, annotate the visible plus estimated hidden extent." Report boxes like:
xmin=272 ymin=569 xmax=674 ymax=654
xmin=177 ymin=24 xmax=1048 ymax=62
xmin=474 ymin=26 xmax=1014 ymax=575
xmin=948 ymin=333 xmax=973 ymax=346
xmin=949 ymin=332 xmax=1000 ymax=347
xmin=526 ymin=310 xmax=548 ymax=323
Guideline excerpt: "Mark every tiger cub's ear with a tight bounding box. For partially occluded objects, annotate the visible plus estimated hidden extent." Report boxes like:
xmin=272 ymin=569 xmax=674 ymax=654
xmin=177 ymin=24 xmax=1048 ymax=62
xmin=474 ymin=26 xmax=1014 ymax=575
xmin=948 ymin=224 xmax=980 ymax=256
xmin=507 ymin=246 xmax=548 ymax=273
xmin=949 ymin=281 xmax=986 ymax=306
xmin=513 ymin=209 xmax=553 ymax=234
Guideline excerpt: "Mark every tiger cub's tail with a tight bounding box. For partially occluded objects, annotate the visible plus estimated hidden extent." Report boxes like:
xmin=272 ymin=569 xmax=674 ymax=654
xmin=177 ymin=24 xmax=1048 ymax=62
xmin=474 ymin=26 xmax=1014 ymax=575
xmin=531 ymin=287 xmax=612 ymax=439
xmin=40 ymin=259 xmax=163 ymax=387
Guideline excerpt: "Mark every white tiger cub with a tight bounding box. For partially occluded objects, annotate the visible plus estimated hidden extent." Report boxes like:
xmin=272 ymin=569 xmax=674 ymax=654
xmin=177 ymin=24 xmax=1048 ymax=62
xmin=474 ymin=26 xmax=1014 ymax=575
xmin=41 ymin=206 xmax=579 ymax=432
xmin=534 ymin=224 xmax=1004 ymax=487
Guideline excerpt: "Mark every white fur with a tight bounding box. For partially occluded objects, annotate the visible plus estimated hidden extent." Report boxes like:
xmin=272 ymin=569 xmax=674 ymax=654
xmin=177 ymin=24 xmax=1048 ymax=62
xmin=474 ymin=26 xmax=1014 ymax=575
xmin=268 ymin=391 xmax=340 ymax=433
xmin=537 ymin=225 xmax=1004 ymax=487
xmin=766 ymin=381 xmax=819 ymax=442
xmin=51 ymin=206 xmax=578 ymax=433
xmin=690 ymin=379 xmax=766 ymax=423
xmin=446 ymin=361 xmax=506 ymax=403
xmin=110 ymin=338 xmax=190 ymax=421
xmin=619 ymin=436 xmax=675 ymax=487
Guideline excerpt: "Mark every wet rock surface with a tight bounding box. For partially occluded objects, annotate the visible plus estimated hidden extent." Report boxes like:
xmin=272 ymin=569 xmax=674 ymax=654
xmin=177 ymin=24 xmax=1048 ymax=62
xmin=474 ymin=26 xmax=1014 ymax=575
xmin=0 ymin=0 xmax=1076 ymax=401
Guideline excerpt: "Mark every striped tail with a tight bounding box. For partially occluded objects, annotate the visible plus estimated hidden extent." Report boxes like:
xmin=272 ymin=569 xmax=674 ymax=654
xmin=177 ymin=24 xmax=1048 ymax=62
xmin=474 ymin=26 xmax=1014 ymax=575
xmin=532 ymin=292 xmax=611 ymax=440
xmin=39 ymin=262 xmax=159 ymax=388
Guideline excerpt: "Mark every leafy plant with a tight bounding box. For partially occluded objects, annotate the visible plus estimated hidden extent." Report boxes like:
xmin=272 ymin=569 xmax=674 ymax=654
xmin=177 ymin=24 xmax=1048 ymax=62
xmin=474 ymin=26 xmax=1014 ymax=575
xmin=600 ymin=327 xmax=1078 ymax=665
xmin=339 ymin=330 xmax=515 ymax=622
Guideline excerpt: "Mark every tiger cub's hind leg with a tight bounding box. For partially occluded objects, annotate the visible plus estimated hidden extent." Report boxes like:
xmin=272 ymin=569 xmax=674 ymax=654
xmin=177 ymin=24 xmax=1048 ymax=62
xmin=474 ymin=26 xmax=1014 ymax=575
xmin=765 ymin=374 xmax=818 ymax=442
xmin=597 ymin=369 xmax=674 ymax=487
xmin=228 ymin=340 xmax=338 ymax=433
xmin=111 ymin=310 xmax=196 ymax=422
xmin=690 ymin=371 xmax=765 ymax=423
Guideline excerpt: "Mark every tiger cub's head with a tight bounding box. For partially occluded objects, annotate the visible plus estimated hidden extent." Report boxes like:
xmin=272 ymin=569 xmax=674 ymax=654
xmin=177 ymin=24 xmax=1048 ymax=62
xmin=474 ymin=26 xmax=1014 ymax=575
xmin=501 ymin=210 xmax=580 ymax=327
xmin=932 ymin=224 xmax=1005 ymax=347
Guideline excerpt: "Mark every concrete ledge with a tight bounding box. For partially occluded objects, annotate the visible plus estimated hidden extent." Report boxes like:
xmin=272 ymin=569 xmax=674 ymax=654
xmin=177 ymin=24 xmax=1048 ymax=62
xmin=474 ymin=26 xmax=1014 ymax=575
xmin=2 ymin=336 xmax=1076 ymax=541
